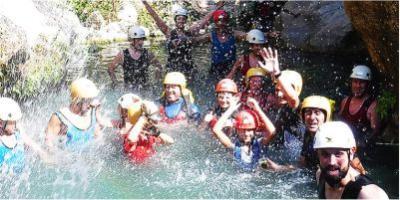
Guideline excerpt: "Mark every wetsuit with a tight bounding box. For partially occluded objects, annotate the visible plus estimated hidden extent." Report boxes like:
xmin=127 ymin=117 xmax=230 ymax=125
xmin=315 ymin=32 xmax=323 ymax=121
xmin=0 ymin=131 xmax=25 ymax=173
xmin=301 ymin=131 xmax=318 ymax=170
xmin=122 ymin=48 xmax=150 ymax=89
xmin=158 ymin=97 xmax=201 ymax=124
xmin=268 ymin=105 xmax=305 ymax=147
xmin=166 ymin=29 xmax=194 ymax=77
xmin=233 ymin=138 xmax=262 ymax=171
xmin=55 ymin=109 xmax=96 ymax=150
xmin=340 ymin=95 xmax=374 ymax=147
xmin=210 ymin=30 xmax=236 ymax=79
xmin=318 ymin=174 xmax=374 ymax=199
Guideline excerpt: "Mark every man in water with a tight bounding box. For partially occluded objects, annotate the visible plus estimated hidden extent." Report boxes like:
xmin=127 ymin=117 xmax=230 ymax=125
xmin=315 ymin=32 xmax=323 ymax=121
xmin=338 ymin=65 xmax=380 ymax=155
xmin=108 ymin=26 xmax=162 ymax=90
xmin=314 ymin=121 xmax=388 ymax=199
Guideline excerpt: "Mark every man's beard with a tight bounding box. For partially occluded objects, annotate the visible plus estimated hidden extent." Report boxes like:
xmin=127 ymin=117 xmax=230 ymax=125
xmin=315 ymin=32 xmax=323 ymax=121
xmin=321 ymin=164 xmax=349 ymax=188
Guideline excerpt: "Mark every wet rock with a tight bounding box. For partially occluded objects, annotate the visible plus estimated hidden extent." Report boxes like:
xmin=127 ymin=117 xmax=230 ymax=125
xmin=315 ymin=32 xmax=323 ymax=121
xmin=344 ymin=1 xmax=399 ymax=92
xmin=0 ymin=0 xmax=88 ymax=100
xmin=276 ymin=1 xmax=364 ymax=53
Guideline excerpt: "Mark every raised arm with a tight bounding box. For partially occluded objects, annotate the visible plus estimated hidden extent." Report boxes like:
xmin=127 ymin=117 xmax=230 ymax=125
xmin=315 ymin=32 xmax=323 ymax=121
xmin=246 ymin=97 xmax=276 ymax=145
xmin=212 ymin=98 xmax=241 ymax=149
xmin=45 ymin=114 xmax=62 ymax=150
xmin=142 ymin=1 xmax=170 ymax=36
xmin=127 ymin=116 xmax=147 ymax=143
xmin=189 ymin=2 xmax=225 ymax=35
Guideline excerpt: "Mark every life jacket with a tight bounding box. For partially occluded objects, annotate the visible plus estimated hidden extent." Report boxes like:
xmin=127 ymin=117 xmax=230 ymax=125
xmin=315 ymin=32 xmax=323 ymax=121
xmin=159 ymin=97 xmax=201 ymax=124
xmin=340 ymin=95 xmax=374 ymax=146
xmin=318 ymin=174 xmax=374 ymax=199
xmin=55 ymin=109 xmax=96 ymax=150
xmin=233 ymin=138 xmax=262 ymax=171
xmin=124 ymin=134 xmax=156 ymax=164
xmin=122 ymin=48 xmax=149 ymax=88
xmin=211 ymin=30 xmax=236 ymax=66
xmin=0 ymin=131 xmax=25 ymax=173
xmin=166 ymin=29 xmax=193 ymax=74
xmin=159 ymin=98 xmax=188 ymax=124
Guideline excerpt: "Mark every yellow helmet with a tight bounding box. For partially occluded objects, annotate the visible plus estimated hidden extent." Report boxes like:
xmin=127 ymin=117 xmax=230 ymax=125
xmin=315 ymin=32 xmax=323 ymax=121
xmin=0 ymin=97 xmax=22 ymax=121
xmin=70 ymin=78 xmax=99 ymax=102
xmin=246 ymin=67 xmax=267 ymax=79
xmin=127 ymin=102 xmax=143 ymax=125
xmin=163 ymin=72 xmax=187 ymax=89
xmin=279 ymin=70 xmax=303 ymax=96
xmin=301 ymin=95 xmax=332 ymax=122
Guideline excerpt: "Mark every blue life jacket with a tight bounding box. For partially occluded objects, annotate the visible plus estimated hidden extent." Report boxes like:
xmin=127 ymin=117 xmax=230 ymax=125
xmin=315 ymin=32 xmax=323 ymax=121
xmin=211 ymin=30 xmax=236 ymax=65
xmin=233 ymin=138 xmax=262 ymax=171
xmin=55 ymin=109 xmax=96 ymax=150
xmin=0 ymin=131 xmax=25 ymax=173
xmin=162 ymin=97 xmax=201 ymax=121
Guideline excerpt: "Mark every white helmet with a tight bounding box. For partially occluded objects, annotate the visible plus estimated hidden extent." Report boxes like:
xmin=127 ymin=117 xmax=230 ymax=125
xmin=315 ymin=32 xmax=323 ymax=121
xmin=246 ymin=29 xmax=266 ymax=44
xmin=0 ymin=97 xmax=22 ymax=121
xmin=142 ymin=100 xmax=161 ymax=121
xmin=350 ymin=65 xmax=371 ymax=81
xmin=128 ymin=26 xmax=146 ymax=39
xmin=313 ymin=121 xmax=356 ymax=149
xmin=118 ymin=93 xmax=142 ymax=109
xmin=173 ymin=7 xmax=188 ymax=17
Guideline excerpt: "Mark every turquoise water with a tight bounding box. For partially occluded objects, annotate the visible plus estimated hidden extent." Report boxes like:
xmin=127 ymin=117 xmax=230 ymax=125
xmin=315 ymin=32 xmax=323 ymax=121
xmin=0 ymin=41 xmax=397 ymax=198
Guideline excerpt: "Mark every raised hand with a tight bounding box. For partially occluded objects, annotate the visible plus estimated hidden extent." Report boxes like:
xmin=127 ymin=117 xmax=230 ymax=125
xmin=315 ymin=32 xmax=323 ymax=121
xmin=246 ymin=97 xmax=261 ymax=111
xmin=258 ymin=47 xmax=280 ymax=75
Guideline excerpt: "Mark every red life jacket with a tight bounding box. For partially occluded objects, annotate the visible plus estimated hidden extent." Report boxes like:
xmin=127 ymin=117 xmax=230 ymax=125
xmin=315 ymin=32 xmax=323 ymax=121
xmin=124 ymin=134 xmax=157 ymax=164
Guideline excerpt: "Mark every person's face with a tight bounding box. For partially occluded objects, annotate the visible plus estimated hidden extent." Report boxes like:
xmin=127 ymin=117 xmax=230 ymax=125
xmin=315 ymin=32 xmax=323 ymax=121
xmin=318 ymin=148 xmax=350 ymax=188
xmin=77 ymin=98 xmax=93 ymax=115
xmin=118 ymin=105 xmax=128 ymax=119
xmin=1 ymin=120 xmax=17 ymax=135
xmin=351 ymin=78 xmax=368 ymax=97
xmin=250 ymin=44 xmax=263 ymax=55
xmin=175 ymin=16 xmax=187 ymax=29
xmin=303 ymin=108 xmax=326 ymax=133
xmin=215 ymin=18 xmax=228 ymax=29
xmin=249 ymin=76 xmax=263 ymax=91
xmin=130 ymin=38 xmax=144 ymax=50
xmin=217 ymin=92 xmax=234 ymax=109
xmin=165 ymin=84 xmax=182 ymax=103
xmin=237 ymin=129 xmax=254 ymax=144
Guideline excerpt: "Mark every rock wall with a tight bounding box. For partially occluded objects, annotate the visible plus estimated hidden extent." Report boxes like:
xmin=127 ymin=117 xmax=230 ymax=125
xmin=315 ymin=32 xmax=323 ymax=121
xmin=344 ymin=1 xmax=399 ymax=92
xmin=276 ymin=1 xmax=365 ymax=53
xmin=0 ymin=0 xmax=88 ymax=100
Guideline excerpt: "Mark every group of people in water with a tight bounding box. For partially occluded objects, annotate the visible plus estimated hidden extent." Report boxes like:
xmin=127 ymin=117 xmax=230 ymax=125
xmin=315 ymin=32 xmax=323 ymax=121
xmin=0 ymin=2 xmax=390 ymax=199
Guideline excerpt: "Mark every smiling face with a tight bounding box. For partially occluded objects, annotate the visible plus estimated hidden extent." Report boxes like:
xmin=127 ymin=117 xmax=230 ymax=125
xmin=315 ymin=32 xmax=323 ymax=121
xmin=303 ymin=108 xmax=326 ymax=133
xmin=175 ymin=15 xmax=187 ymax=29
xmin=248 ymin=76 xmax=263 ymax=91
xmin=217 ymin=92 xmax=234 ymax=109
xmin=318 ymin=148 xmax=351 ymax=188
xmin=250 ymin=43 xmax=264 ymax=56
xmin=0 ymin=120 xmax=17 ymax=135
xmin=130 ymin=38 xmax=144 ymax=50
xmin=237 ymin=129 xmax=255 ymax=144
xmin=165 ymin=84 xmax=182 ymax=103
xmin=351 ymin=78 xmax=369 ymax=97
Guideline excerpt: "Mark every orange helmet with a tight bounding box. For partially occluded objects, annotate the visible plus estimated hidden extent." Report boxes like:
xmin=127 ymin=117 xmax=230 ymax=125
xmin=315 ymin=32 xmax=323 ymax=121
xmin=215 ymin=78 xmax=238 ymax=94
xmin=235 ymin=110 xmax=257 ymax=130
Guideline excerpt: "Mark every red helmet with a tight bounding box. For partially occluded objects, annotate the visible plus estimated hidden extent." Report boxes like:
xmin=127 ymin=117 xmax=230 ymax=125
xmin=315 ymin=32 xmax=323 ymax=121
xmin=235 ymin=110 xmax=257 ymax=130
xmin=213 ymin=10 xmax=229 ymax=23
xmin=215 ymin=78 xmax=238 ymax=94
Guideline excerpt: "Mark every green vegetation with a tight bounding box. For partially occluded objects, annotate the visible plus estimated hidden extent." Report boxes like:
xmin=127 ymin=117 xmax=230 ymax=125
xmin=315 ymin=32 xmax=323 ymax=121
xmin=376 ymin=91 xmax=398 ymax=120
xmin=69 ymin=0 xmax=121 ymax=23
